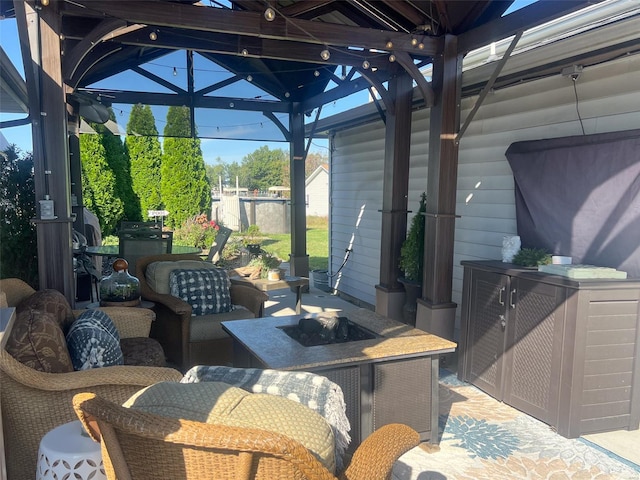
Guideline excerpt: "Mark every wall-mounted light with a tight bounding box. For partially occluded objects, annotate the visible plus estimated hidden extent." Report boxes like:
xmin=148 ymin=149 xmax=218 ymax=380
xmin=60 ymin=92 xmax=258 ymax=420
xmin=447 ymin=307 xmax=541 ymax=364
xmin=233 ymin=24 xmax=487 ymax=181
xmin=362 ymin=60 xmax=370 ymax=69
xmin=173 ymin=67 xmax=177 ymax=76
xmin=320 ymin=48 xmax=331 ymax=61
xmin=264 ymin=7 xmax=276 ymax=21
xmin=149 ymin=31 xmax=157 ymax=41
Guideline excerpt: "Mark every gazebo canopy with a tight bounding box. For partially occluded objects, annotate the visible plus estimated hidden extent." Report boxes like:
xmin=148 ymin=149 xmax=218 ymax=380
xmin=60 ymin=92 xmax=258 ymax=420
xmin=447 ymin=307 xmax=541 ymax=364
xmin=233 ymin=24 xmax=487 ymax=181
xmin=4 ymin=0 xmax=598 ymax=316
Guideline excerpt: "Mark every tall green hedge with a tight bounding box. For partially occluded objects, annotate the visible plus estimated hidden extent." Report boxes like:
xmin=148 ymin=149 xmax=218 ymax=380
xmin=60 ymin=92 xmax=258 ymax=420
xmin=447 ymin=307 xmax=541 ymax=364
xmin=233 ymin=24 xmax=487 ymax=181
xmin=160 ymin=106 xmax=210 ymax=229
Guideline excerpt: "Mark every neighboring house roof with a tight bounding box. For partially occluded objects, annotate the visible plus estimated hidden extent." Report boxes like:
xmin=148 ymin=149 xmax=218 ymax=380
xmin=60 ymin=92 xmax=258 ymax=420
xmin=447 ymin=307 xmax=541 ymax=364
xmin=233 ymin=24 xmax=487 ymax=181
xmin=305 ymin=165 xmax=329 ymax=186
xmin=0 ymin=46 xmax=28 ymax=125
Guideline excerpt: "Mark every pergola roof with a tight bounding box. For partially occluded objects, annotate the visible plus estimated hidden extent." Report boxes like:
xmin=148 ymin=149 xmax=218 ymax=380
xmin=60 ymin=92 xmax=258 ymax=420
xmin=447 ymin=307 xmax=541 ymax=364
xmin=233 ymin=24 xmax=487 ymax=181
xmin=3 ymin=0 xmax=599 ymax=126
xmin=3 ymin=0 xmax=604 ymax=310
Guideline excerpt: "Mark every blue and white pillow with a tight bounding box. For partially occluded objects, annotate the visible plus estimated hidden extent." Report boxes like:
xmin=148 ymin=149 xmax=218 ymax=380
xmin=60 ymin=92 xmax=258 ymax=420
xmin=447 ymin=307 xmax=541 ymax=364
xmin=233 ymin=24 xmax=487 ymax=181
xmin=169 ymin=268 xmax=233 ymax=316
xmin=66 ymin=309 xmax=124 ymax=370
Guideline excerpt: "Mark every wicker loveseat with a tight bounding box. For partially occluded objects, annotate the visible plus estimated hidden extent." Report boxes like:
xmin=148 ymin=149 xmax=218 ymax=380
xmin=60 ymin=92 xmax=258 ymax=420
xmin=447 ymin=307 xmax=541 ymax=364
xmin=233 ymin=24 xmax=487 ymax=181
xmin=0 ymin=278 xmax=183 ymax=480
xmin=137 ymin=254 xmax=268 ymax=371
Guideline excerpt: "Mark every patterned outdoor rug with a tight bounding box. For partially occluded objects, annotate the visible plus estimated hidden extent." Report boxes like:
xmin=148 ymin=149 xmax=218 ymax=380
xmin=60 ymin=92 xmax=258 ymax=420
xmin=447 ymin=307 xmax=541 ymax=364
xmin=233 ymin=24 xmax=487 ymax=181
xmin=392 ymin=370 xmax=640 ymax=480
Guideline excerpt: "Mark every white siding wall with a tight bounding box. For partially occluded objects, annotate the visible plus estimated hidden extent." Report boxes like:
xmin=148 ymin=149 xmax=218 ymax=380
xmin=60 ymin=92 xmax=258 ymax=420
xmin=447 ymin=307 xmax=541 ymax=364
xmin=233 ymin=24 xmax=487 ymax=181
xmin=306 ymin=168 xmax=329 ymax=217
xmin=331 ymin=53 xmax=640 ymax=331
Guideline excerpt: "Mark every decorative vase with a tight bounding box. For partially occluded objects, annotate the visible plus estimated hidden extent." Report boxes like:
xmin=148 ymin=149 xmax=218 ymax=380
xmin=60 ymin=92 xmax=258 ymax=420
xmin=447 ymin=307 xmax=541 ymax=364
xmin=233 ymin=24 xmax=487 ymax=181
xmin=398 ymin=277 xmax=422 ymax=327
xmin=99 ymin=258 xmax=140 ymax=306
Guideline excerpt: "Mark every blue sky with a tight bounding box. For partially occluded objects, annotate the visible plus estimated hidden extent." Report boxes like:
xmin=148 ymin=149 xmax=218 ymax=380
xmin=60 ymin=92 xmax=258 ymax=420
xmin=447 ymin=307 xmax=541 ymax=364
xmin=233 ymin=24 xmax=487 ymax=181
xmin=0 ymin=0 xmax=534 ymax=162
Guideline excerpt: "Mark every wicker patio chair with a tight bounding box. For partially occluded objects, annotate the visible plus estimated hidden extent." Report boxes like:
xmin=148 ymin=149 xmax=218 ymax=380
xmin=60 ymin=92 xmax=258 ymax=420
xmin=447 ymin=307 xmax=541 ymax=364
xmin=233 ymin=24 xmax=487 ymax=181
xmin=0 ymin=278 xmax=183 ymax=480
xmin=73 ymin=391 xmax=420 ymax=480
xmin=136 ymin=254 xmax=268 ymax=370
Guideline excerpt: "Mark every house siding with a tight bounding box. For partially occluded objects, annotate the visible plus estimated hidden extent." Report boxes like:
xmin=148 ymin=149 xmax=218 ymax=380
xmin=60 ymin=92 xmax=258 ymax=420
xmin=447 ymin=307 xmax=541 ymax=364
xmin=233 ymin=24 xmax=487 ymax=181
xmin=305 ymin=166 xmax=329 ymax=217
xmin=330 ymin=53 xmax=640 ymax=333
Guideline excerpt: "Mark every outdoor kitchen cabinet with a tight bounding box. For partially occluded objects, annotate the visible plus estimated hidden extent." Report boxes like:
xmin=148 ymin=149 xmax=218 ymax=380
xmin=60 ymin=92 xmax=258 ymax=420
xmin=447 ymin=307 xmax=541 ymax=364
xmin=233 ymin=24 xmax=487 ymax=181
xmin=458 ymin=260 xmax=640 ymax=438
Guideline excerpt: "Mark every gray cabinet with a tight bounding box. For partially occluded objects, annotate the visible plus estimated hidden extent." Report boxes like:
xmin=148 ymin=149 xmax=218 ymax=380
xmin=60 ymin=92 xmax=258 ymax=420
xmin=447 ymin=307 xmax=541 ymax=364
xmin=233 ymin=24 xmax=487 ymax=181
xmin=459 ymin=260 xmax=640 ymax=438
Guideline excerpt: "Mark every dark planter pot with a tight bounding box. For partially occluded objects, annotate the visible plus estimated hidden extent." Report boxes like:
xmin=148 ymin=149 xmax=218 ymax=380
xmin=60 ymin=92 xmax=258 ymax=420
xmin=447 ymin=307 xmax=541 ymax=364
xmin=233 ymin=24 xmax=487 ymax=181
xmin=246 ymin=244 xmax=262 ymax=255
xmin=398 ymin=277 xmax=422 ymax=327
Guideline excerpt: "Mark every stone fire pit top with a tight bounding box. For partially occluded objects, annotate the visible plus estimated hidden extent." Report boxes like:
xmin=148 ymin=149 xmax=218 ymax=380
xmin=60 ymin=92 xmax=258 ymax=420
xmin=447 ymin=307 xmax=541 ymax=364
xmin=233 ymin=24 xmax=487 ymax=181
xmin=222 ymin=308 xmax=457 ymax=371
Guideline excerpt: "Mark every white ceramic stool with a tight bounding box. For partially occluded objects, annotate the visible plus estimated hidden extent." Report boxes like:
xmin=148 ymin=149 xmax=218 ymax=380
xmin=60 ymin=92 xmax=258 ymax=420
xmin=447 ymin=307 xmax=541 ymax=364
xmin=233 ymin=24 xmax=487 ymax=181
xmin=36 ymin=420 xmax=106 ymax=480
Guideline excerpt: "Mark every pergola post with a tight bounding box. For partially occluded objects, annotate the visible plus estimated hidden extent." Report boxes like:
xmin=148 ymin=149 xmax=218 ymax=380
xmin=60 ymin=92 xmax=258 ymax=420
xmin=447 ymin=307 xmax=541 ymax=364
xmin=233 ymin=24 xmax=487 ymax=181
xmin=288 ymin=103 xmax=309 ymax=278
xmin=375 ymin=70 xmax=413 ymax=322
xmin=15 ymin=0 xmax=75 ymax=303
xmin=416 ymin=34 xmax=462 ymax=340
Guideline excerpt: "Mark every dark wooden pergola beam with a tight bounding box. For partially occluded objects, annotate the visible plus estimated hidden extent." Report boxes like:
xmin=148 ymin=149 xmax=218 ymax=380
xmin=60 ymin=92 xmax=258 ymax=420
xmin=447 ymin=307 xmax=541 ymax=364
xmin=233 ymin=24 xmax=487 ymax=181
xmin=63 ymin=0 xmax=440 ymax=56
xmin=458 ymin=0 xmax=601 ymax=53
xmin=82 ymin=89 xmax=290 ymax=113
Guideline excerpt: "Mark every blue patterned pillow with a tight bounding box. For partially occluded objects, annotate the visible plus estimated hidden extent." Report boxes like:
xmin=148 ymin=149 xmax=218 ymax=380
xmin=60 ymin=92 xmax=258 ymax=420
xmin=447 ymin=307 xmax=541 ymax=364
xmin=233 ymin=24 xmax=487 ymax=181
xmin=66 ymin=309 xmax=124 ymax=370
xmin=169 ymin=268 xmax=233 ymax=316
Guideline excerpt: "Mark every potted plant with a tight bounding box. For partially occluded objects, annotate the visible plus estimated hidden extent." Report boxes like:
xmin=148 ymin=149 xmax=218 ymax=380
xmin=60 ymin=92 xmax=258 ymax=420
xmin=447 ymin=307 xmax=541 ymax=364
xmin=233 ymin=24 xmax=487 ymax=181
xmin=512 ymin=247 xmax=552 ymax=268
xmin=398 ymin=192 xmax=427 ymax=325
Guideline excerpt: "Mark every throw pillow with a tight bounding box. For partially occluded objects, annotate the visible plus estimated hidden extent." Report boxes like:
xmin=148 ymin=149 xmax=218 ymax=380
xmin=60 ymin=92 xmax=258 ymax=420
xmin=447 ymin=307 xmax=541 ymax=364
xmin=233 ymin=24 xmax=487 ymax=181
xmin=4 ymin=308 xmax=74 ymax=373
xmin=169 ymin=268 xmax=232 ymax=316
xmin=66 ymin=309 xmax=124 ymax=370
xmin=16 ymin=289 xmax=75 ymax=333
xmin=145 ymin=260 xmax=219 ymax=294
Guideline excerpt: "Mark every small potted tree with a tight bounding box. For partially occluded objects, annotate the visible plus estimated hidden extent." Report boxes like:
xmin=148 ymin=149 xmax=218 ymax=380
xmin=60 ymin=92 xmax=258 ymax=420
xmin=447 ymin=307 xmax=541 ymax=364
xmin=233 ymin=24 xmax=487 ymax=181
xmin=398 ymin=192 xmax=426 ymax=325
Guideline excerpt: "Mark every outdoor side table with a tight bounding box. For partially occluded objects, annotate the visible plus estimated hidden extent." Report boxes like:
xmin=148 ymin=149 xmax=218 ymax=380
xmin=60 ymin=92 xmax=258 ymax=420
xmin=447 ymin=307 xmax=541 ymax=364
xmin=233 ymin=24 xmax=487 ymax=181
xmin=36 ymin=420 xmax=106 ymax=480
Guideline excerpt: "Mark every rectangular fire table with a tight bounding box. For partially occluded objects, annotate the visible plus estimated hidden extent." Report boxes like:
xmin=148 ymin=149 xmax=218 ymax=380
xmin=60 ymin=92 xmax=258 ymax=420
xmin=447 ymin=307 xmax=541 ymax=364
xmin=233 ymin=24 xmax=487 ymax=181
xmin=222 ymin=308 xmax=456 ymax=446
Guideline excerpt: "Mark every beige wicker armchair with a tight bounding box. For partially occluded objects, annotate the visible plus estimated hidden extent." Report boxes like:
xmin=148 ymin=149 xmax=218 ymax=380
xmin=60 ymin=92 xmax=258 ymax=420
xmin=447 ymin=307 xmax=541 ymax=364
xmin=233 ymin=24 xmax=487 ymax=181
xmin=137 ymin=254 xmax=268 ymax=371
xmin=0 ymin=278 xmax=183 ymax=480
xmin=73 ymin=391 xmax=420 ymax=480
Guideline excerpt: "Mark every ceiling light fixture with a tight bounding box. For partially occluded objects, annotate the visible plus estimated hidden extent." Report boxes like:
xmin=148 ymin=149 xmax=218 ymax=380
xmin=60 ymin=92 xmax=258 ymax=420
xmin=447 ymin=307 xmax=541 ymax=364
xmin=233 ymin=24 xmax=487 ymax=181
xmin=418 ymin=43 xmax=425 ymax=50
xmin=247 ymin=75 xmax=253 ymax=82
xmin=314 ymin=70 xmax=320 ymax=77
xmin=284 ymin=92 xmax=290 ymax=98
xmin=386 ymin=41 xmax=393 ymax=49
xmin=173 ymin=67 xmax=177 ymax=76
xmin=389 ymin=54 xmax=396 ymax=62
xmin=320 ymin=48 xmax=331 ymax=61
xmin=362 ymin=60 xmax=370 ymax=69
xmin=241 ymin=48 xmax=248 ymax=56
xmin=264 ymin=7 xmax=276 ymax=21
xmin=411 ymin=37 xmax=418 ymax=47
xmin=149 ymin=31 xmax=157 ymax=41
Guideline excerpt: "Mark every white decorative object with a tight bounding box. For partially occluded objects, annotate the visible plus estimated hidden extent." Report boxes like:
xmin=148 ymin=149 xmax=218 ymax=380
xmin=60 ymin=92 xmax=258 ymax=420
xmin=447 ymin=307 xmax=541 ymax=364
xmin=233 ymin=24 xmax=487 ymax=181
xmin=552 ymin=255 xmax=572 ymax=264
xmin=36 ymin=420 xmax=106 ymax=480
xmin=502 ymin=235 xmax=521 ymax=263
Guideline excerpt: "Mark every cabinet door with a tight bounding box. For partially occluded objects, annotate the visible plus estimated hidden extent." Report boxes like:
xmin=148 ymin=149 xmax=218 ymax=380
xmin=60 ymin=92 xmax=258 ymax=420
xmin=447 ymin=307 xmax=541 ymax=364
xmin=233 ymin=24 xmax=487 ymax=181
xmin=502 ymin=277 xmax=565 ymax=424
xmin=463 ymin=269 xmax=509 ymax=400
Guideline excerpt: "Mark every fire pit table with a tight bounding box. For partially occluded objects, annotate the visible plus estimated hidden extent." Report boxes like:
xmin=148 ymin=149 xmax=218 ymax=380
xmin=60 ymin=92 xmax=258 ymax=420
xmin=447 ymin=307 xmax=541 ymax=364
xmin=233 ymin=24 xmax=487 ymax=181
xmin=222 ymin=308 xmax=456 ymax=446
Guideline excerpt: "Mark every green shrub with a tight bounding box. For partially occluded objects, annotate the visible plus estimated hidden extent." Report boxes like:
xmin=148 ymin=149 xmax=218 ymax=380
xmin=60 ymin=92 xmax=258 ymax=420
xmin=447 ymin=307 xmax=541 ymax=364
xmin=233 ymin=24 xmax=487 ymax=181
xmin=172 ymin=213 xmax=219 ymax=249
xmin=399 ymin=192 xmax=426 ymax=282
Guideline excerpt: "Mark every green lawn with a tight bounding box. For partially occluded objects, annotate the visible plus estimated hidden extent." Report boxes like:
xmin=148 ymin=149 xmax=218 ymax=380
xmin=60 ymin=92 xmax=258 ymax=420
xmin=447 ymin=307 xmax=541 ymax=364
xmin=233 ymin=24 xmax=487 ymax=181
xmin=258 ymin=216 xmax=328 ymax=271
xmin=106 ymin=216 xmax=329 ymax=271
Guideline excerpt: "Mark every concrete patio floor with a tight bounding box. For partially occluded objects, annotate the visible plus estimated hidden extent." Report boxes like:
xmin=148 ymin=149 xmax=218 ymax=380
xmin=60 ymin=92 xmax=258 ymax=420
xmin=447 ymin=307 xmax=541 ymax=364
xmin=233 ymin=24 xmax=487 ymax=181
xmin=266 ymin=275 xmax=640 ymax=470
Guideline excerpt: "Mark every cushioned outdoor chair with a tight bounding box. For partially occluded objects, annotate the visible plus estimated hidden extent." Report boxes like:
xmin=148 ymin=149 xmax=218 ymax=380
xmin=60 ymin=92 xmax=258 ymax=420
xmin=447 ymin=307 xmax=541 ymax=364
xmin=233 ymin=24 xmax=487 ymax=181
xmin=0 ymin=278 xmax=183 ymax=480
xmin=136 ymin=253 xmax=269 ymax=371
xmin=73 ymin=390 xmax=420 ymax=480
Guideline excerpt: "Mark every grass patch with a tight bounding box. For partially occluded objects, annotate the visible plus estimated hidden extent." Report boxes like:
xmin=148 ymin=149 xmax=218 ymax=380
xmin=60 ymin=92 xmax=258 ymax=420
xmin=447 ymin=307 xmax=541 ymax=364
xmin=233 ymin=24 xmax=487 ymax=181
xmin=260 ymin=216 xmax=328 ymax=271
